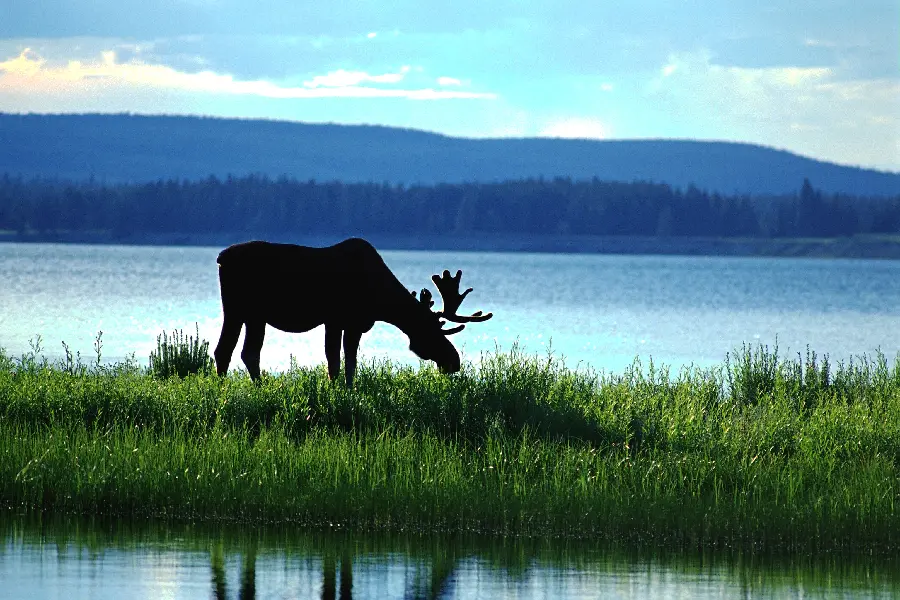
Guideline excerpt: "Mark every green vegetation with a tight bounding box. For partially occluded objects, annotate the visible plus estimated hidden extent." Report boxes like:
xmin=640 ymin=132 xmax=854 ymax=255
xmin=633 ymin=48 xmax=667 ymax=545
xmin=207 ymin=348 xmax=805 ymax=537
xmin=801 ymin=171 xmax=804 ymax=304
xmin=148 ymin=325 xmax=214 ymax=379
xmin=1 ymin=342 xmax=899 ymax=552
xmin=3 ymin=172 xmax=899 ymax=242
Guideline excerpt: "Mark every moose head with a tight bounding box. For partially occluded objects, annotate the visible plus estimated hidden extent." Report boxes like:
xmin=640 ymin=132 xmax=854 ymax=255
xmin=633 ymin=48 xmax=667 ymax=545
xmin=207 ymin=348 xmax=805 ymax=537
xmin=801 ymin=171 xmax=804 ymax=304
xmin=408 ymin=269 xmax=494 ymax=374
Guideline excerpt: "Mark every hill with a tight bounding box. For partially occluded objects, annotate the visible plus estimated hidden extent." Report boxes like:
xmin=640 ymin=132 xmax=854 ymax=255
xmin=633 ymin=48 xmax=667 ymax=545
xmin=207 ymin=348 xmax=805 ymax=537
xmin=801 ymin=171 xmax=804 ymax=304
xmin=1 ymin=112 xmax=898 ymax=196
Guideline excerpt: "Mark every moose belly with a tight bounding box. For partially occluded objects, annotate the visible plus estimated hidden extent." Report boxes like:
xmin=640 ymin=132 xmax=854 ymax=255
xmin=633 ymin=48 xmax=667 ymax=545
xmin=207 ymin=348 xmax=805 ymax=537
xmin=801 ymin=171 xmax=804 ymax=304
xmin=262 ymin=294 xmax=369 ymax=334
xmin=266 ymin=315 xmax=323 ymax=334
xmin=262 ymin=296 xmax=328 ymax=333
xmin=266 ymin=315 xmax=374 ymax=334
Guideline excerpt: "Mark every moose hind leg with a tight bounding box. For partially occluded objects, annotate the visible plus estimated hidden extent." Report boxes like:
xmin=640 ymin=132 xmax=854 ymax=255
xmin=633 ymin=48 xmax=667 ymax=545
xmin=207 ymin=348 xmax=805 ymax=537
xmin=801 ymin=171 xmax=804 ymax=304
xmin=240 ymin=321 xmax=266 ymax=381
xmin=214 ymin=314 xmax=243 ymax=376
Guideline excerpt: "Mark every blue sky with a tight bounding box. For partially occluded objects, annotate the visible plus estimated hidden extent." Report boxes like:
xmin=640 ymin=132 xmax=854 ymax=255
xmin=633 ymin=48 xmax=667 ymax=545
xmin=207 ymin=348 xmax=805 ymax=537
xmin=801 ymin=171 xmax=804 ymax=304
xmin=1 ymin=1 xmax=897 ymax=171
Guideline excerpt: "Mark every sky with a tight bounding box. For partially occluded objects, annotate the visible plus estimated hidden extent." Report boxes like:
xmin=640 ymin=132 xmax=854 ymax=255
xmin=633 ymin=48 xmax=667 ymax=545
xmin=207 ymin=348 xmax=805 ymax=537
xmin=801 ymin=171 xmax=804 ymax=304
xmin=1 ymin=1 xmax=898 ymax=171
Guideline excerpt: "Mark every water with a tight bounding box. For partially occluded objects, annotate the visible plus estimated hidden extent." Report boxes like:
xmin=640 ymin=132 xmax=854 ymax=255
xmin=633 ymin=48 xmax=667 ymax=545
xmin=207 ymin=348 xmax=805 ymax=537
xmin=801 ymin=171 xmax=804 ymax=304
xmin=2 ymin=242 xmax=900 ymax=374
xmin=2 ymin=516 xmax=898 ymax=599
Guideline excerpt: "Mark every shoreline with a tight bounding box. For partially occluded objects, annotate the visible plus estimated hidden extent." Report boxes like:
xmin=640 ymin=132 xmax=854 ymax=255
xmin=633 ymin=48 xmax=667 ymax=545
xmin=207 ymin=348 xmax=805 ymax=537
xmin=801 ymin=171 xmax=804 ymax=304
xmin=4 ymin=231 xmax=900 ymax=259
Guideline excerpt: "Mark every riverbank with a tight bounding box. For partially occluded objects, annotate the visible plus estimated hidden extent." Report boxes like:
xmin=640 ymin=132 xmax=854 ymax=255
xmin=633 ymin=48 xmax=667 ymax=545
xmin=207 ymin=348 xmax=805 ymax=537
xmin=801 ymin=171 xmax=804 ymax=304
xmin=3 ymin=344 xmax=899 ymax=552
xmin=4 ymin=230 xmax=900 ymax=259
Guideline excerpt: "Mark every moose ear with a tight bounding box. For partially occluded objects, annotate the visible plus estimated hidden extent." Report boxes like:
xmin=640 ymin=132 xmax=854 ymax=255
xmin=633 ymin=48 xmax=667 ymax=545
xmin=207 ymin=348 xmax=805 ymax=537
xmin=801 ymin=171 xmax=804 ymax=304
xmin=412 ymin=288 xmax=435 ymax=309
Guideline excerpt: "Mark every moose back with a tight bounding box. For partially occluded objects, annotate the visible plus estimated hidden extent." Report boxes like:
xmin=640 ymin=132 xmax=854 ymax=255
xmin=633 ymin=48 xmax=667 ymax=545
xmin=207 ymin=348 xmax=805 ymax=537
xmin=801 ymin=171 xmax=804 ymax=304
xmin=213 ymin=238 xmax=492 ymax=385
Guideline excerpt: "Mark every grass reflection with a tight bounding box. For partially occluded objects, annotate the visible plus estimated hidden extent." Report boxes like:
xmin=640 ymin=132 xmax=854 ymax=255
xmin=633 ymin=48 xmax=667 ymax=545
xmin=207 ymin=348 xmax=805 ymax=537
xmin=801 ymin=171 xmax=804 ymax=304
xmin=2 ymin=515 xmax=899 ymax=599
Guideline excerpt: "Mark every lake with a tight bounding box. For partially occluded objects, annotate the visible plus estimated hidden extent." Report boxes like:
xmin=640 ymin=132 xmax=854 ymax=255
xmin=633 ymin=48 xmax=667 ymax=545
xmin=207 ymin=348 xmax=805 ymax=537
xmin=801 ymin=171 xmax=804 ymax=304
xmin=2 ymin=242 xmax=900 ymax=375
xmin=3 ymin=516 xmax=899 ymax=599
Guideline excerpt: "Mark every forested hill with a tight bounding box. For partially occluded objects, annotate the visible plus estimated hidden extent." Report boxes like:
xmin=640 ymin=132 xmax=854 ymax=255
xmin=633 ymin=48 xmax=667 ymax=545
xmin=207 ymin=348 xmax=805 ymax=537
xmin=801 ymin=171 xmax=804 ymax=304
xmin=3 ymin=175 xmax=899 ymax=242
xmin=1 ymin=113 xmax=898 ymax=196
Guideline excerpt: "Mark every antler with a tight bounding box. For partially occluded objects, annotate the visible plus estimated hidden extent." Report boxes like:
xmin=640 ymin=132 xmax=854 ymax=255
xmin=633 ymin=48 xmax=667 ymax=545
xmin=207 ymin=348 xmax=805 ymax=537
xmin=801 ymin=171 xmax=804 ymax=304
xmin=411 ymin=288 xmax=434 ymax=309
xmin=432 ymin=269 xmax=494 ymax=324
xmin=411 ymin=288 xmax=465 ymax=335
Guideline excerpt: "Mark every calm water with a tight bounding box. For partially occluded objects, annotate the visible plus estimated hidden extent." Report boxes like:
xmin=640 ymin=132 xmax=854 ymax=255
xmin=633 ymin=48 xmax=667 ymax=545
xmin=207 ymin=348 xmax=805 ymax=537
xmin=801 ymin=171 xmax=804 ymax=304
xmin=2 ymin=242 xmax=900 ymax=374
xmin=2 ymin=516 xmax=898 ymax=599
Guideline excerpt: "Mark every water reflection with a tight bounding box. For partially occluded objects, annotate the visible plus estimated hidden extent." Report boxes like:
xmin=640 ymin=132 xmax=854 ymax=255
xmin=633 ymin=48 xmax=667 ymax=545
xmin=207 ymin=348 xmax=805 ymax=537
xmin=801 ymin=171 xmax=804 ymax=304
xmin=210 ymin=539 xmax=258 ymax=600
xmin=206 ymin=535 xmax=457 ymax=599
xmin=2 ymin=515 xmax=899 ymax=599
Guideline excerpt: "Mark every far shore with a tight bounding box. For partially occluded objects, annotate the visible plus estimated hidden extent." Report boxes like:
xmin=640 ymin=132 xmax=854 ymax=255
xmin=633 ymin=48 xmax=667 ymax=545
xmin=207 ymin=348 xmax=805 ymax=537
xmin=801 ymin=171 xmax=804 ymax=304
xmin=4 ymin=230 xmax=900 ymax=260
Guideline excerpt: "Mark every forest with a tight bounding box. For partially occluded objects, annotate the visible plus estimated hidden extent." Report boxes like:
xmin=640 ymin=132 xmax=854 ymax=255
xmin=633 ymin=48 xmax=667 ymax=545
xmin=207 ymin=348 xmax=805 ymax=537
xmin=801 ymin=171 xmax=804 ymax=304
xmin=1 ymin=173 xmax=899 ymax=239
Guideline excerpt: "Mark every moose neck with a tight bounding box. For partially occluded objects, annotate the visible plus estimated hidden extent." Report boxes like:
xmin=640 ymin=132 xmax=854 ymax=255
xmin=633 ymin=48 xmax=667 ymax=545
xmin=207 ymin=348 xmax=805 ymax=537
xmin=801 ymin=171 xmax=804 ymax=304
xmin=379 ymin=286 xmax=432 ymax=340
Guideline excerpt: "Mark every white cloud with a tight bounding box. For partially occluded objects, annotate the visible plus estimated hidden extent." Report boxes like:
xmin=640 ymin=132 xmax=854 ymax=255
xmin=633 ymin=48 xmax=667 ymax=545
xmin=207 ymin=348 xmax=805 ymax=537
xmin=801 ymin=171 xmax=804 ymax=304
xmin=437 ymin=76 xmax=462 ymax=86
xmin=803 ymin=37 xmax=837 ymax=49
xmin=0 ymin=47 xmax=45 ymax=75
xmin=303 ymin=66 xmax=410 ymax=88
xmin=540 ymin=117 xmax=610 ymax=139
xmin=0 ymin=49 xmax=496 ymax=102
xmin=645 ymin=51 xmax=900 ymax=170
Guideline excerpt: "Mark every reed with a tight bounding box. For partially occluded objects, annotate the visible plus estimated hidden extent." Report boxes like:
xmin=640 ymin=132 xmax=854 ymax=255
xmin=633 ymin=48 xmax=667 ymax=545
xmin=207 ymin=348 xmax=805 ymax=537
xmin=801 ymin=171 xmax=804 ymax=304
xmin=1 ymin=342 xmax=898 ymax=552
xmin=148 ymin=324 xmax=214 ymax=379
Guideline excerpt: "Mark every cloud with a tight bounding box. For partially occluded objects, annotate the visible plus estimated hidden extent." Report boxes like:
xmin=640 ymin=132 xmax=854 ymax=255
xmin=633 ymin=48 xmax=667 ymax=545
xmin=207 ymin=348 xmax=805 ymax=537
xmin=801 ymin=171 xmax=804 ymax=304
xmin=0 ymin=2 xmax=895 ymax=172
xmin=0 ymin=48 xmax=497 ymax=102
xmin=303 ymin=66 xmax=410 ymax=88
xmin=641 ymin=51 xmax=900 ymax=170
xmin=0 ymin=47 xmax=44 ymax=75
xmin=540 ymin=117 xmax=610 ymax=139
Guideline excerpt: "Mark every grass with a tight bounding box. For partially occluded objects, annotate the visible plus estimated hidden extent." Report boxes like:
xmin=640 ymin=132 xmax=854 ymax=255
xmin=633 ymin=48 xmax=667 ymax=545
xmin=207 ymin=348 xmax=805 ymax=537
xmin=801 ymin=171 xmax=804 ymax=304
xmin=1 ymin=341 xmax=899 ymax=552
xmin=148 ymin=324 xmax=214 ymax=379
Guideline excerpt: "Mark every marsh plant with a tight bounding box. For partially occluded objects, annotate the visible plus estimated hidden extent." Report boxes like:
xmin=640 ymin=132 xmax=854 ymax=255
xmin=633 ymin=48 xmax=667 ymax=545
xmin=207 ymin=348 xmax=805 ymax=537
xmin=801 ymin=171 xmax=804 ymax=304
xmin=2 ymin=341 xmax=900 ymax=552
xmin=148 ymin=324 xmax=213 ymax=379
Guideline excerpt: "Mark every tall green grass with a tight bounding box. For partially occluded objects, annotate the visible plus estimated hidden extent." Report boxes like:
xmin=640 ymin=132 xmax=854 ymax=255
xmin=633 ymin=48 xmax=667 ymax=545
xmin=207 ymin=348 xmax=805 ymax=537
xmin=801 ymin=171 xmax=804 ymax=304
xmin=148 ymin=324 xmax=213 ymax=379
xmin=1 ymin=342 xmax=899 ymax=552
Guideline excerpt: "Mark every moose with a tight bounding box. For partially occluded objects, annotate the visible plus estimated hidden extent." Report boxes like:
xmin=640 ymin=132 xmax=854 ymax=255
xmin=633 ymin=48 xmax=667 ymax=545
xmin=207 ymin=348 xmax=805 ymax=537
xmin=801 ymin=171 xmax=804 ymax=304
xmin=213 ymin=238 xmax=492 ymax=386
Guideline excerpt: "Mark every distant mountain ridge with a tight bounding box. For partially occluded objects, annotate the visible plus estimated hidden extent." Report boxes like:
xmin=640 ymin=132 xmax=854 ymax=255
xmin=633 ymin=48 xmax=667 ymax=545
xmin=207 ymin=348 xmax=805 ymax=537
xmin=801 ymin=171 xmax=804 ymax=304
xmin=1 ymin=112 xmax=898 ymax=196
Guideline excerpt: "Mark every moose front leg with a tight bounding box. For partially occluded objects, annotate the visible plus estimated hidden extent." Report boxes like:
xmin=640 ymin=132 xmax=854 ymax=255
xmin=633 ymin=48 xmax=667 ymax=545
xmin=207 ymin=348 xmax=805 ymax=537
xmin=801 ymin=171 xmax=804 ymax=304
xmin=342 ymin=330 xmax=362 ymax=387
xmin=324 ymin=324 xmax=342 ymax=382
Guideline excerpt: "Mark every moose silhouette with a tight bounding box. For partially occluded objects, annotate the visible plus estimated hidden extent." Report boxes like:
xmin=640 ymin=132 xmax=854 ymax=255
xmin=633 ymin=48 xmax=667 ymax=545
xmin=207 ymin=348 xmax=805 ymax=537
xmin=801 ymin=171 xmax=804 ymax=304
xmin=213 ymin=238 xmax=492 ymax=385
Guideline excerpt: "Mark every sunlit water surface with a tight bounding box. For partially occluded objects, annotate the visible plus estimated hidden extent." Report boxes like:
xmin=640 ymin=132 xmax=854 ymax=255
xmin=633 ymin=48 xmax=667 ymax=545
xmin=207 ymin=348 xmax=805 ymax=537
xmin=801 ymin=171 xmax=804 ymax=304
xmin=2 ymin=242 xmax=900 ymax=374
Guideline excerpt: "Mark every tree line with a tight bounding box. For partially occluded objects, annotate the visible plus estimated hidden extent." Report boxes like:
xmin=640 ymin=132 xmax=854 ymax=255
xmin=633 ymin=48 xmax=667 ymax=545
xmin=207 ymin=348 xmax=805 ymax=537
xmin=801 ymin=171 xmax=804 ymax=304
xmin=1 ymin=173 xmax=899 ymax=239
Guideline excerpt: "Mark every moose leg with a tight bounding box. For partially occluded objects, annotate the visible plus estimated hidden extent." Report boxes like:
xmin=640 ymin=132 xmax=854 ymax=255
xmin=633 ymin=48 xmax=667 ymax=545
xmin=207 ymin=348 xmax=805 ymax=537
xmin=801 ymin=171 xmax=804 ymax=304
xmin=339 ymin=549 xmax=353 ymax=599
xmin=322 ymin=551 xmax=337 ymax=600
xmin=240 ymin=321 xmax=266 ymax=381
xmin=324 ymin=324 xmax=342 ymax=382
xmin=214 ymin=315 xmax=243 ymax=376
xmin=342 ymin=330 xmax=362 ymax=387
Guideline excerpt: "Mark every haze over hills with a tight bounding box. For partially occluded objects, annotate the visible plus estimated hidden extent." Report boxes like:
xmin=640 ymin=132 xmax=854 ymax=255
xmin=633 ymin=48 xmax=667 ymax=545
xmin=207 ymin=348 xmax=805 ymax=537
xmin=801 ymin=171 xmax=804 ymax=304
xmin=1 ymin=113 xmax=898 ymax=197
